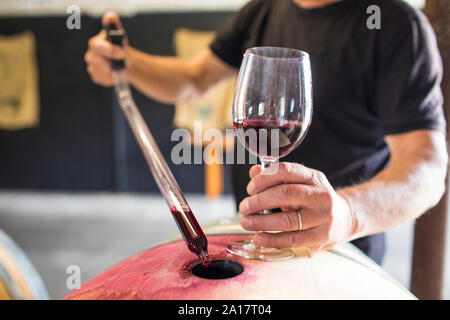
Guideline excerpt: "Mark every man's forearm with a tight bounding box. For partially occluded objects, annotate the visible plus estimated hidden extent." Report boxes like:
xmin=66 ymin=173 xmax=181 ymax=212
xmin=125 ymin=47 xmax=200 ymax=104
xmin=124 ymin=47 xmax=235 ymax=104
xmin=338 ymin=130 xmax=448 ymax=240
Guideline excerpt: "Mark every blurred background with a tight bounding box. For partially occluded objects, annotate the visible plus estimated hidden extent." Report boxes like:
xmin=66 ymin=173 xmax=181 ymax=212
xmin=0 ymin=0 xmax=448 ymax=299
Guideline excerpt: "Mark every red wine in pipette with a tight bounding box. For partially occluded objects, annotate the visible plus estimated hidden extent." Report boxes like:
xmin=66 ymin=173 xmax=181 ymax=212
xmin=171 ymin=207 xmax=210 ymax=267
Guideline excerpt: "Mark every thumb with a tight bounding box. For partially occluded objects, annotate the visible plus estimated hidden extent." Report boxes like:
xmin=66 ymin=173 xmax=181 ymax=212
xmin=102 ymin=11 xmax=123 ymax=29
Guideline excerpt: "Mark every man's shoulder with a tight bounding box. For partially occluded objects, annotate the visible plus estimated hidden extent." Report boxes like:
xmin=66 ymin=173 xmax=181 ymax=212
xmin=362 ymin=0 xmax=433 ymax=44
xmin=368 ymin=0 xmax=425 ymax=25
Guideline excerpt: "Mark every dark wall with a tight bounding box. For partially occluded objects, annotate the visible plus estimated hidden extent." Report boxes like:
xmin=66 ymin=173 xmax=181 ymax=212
xmin=0 ymin=12 xmax=233 ymax=193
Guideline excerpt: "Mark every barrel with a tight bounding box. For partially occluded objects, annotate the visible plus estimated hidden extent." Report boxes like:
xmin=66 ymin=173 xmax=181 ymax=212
xmin=64 ymin=223 xmax=415 ymax=300
xmin=0 ymin=228 xmax=49 ymax=300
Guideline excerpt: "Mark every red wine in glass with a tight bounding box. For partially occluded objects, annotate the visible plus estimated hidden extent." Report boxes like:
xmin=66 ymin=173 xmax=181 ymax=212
xmin=233 ymin=119 xmax=309 ymax=159
xmin=170 ymin=207 xmax=210 ymax=267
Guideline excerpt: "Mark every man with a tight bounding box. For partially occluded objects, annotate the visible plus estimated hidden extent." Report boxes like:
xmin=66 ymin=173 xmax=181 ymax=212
xmin=84 ymin=0 xmax=447 ymax=264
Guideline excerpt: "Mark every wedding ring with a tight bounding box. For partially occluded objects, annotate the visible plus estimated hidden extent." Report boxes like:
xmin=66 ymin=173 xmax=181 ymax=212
xmin=297 ymin=209 xmax=303 ymax=231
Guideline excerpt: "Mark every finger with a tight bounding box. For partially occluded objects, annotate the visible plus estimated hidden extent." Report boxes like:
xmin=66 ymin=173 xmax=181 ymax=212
xmin=86 ymin=61 xmax=114 ymax=86
xmin=241 ymin=208 xmax=320 ymax=232
xmin=85 ymin=51 xmax=113 ymax=76
xmin=247 ymin=162 xmax=317 ymax=195
xmin=88 ymin=71 xmax=114 ymax=86
xmin=249 ymin=165 xmax=262 ymax=179
xmin=254 ymin=228 xmax=322 ymax=248
xmin=239 ymin=184 xmax=318 ymax=215
xmin=89 ymin=35 xmax=125 ymax=60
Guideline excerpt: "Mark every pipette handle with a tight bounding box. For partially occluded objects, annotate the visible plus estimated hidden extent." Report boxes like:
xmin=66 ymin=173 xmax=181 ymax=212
xmin=105 ymin=23 xmax=126 ymax=71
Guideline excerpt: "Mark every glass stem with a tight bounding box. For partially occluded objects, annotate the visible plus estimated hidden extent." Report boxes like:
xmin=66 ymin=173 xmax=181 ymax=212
xmin=261 ymin=160 xmax=271 ymax=170
xmin=260 ymin=159 xmax=273 ymax=215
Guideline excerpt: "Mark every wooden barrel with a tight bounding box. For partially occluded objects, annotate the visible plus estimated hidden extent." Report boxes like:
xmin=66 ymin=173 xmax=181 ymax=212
xmin=0 ymin=229 xmax=49 ymax=300
xmin=64 ymin=225 xmax=415 ymax=300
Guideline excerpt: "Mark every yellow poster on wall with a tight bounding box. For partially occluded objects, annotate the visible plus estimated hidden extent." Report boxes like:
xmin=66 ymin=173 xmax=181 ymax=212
xmin=0 ymin=31 xmax=39 ymax=130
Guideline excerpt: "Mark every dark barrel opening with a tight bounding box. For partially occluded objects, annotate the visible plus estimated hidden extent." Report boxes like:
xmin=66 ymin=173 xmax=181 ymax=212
xmin=191 ymin=259 xmax=244 ymax=280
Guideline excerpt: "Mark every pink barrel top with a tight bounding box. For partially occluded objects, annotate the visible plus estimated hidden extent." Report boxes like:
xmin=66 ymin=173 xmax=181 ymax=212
xmin=64 ymin=234 xmax=415 ymax=300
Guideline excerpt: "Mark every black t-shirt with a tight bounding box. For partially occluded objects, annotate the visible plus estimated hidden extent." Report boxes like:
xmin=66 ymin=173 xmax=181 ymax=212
xmin=210 ymin=0 xmax=445 ymax=263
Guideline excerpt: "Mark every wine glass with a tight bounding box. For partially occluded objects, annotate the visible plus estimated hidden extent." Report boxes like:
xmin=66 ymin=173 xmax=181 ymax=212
xmin=227 ymin=47 xmax=313 ymax=261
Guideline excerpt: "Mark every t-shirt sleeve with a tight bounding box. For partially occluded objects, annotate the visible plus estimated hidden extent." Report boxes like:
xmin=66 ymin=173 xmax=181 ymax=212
xmin=376 ymin=8 xmax=445 ymax=135
xmin=209 ymin=0 xmax=266 ymax=69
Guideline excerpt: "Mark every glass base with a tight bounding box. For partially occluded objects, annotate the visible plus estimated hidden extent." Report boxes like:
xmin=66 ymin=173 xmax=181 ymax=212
xmin=227 ymin=240 xmax=295 ymax=261
xmin=216 ymin=215 xmax=242 ymax=226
